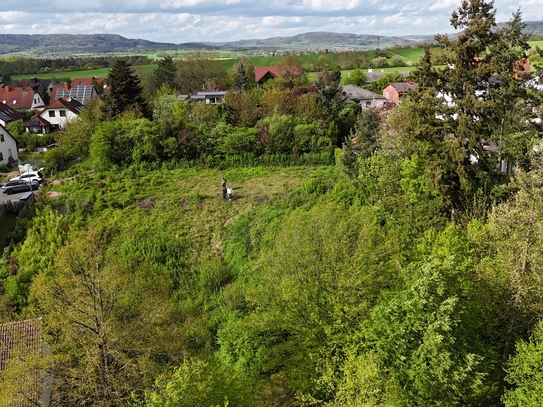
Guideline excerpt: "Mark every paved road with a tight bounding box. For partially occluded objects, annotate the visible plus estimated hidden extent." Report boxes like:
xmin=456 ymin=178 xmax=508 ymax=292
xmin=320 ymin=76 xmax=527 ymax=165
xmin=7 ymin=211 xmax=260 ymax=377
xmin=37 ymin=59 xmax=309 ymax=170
xmin=0 ymin=190 xmax=36 ymax=204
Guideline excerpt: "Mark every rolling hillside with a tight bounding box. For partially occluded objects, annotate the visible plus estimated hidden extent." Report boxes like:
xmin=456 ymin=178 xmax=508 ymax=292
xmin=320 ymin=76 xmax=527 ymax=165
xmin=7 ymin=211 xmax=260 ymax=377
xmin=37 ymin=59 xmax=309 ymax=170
xmin=1 ymin=20 xmax=542 ymax=57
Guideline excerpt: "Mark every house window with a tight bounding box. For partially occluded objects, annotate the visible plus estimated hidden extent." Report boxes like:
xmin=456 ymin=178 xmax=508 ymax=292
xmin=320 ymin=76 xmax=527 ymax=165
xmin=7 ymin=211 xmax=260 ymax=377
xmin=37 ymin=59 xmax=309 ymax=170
xmin=49 ymin=111 xmax=55 ymax=117
xmin=59 ymin=110 xmax=66 ymax=117
xmin=0 ymin=134 xmax=4 ymax=142
xmin=0 ymin=152 xmax=3 ymax=161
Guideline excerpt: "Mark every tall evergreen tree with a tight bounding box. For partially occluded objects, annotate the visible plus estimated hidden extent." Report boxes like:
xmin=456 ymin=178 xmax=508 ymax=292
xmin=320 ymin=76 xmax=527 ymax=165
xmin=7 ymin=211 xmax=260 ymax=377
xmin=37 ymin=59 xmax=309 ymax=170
xmin=233 ymin=61 xmax=249 ymax=92
xmin=392 ymin=0 xmax=537 ymax=220
xmin=103 ymin=59 xmax=150 ymax=120
xmin=152 ymin=56 xmax=178 ymax=92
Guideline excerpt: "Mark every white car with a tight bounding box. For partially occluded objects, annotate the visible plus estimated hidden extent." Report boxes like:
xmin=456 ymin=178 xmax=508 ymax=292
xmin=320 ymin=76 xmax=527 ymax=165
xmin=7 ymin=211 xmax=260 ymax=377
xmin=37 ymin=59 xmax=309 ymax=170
xmin=10 ymin=168 xmax=45 ymax=184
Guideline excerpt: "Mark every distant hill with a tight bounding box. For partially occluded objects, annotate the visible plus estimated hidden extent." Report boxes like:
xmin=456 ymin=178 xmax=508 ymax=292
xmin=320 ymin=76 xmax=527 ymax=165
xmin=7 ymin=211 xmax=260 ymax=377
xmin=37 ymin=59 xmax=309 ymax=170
xmin=210 ymin=31 xmax=435 ymax=50
xmin=1 ymin=20 xmax=542 ymax=56
xmin=0 ymin=34 xmax=178 ymax=55
xmin=497 ymin=20 xmax=543 ymax=35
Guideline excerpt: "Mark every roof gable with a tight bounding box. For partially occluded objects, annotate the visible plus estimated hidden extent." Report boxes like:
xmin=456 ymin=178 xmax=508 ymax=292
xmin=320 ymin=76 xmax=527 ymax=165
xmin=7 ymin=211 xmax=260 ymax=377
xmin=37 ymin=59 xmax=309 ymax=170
xmin=0 ymin=86 xmax=40 ymax=109
xmin=24 ymin=116 xmax=51 ymax=127
xmin=43 ymin=97 xmax=84 ymax=114
xmin=255 ymin=66 xmax=280 ymax=83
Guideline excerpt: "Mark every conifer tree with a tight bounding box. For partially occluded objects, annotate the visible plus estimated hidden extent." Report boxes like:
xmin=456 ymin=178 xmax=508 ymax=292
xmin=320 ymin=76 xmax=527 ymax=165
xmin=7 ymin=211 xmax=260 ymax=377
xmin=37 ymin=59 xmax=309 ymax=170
xmin=233 ymin=61 xmax=249 ymax=92
xmin=394 ymin=0 xmax=537 ymax=219
xmin=103 ymin=58 xmax=150 ymax=120
xmin=152 ymin=56 xmax=178 ymax=91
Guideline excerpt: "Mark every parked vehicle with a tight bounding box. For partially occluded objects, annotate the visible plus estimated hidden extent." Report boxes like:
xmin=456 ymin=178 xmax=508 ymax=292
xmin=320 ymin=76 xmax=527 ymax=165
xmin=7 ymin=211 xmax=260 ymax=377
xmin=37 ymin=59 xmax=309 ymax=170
xmin=10 ymin=168 xmax=44 ymax=184
xmin=1 ymin=179 xmax=38 ymax=195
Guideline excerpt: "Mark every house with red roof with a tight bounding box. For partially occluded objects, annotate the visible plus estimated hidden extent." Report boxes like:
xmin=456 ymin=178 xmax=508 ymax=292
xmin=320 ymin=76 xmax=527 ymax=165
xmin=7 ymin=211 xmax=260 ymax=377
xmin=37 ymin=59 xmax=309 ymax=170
xmin=0 ymin=85 xmax=45 ymax=110
xmin=382 ymin=82 xmax=418 ymax=104
xmin=255 ymin=66 xmax=281 ymax=85
xmin=24 ymin=97 xmax=84 ymax=135
xmin=71 ymin=77 xmax=109 ymax=95
xmin=0 ymin=318 xmax=50 ymax=406
xmin=51 ymin=82 xmax=98 ymax=105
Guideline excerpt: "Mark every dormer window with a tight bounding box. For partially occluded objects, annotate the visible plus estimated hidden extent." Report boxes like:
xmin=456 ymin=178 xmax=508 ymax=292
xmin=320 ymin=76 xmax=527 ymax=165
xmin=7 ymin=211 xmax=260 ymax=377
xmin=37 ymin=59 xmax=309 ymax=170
xmin=59 ymin=110 xmax=66 ymax=117
xmin=49 ymin=111 xmax=55 ymax=117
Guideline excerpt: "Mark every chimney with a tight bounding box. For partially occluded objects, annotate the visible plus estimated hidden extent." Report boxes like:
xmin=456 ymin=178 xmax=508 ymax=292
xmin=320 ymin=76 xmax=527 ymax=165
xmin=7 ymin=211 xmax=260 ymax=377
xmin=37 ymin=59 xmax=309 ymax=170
xmin=64 ymin=82 xmax=70 ymax=90
xmin=5 ymin=85 xmax=9 ymax=92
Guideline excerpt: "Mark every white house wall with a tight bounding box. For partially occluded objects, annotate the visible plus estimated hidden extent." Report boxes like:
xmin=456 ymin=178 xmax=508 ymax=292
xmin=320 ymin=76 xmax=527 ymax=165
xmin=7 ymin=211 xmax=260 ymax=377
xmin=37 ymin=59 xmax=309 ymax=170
xmin=0 ymin=126 xmax=18 ymax=165
xmin=38 ymin=109 xmax=78 ymax=129
xmin=31 ymin=94 xmax=45 ymax=110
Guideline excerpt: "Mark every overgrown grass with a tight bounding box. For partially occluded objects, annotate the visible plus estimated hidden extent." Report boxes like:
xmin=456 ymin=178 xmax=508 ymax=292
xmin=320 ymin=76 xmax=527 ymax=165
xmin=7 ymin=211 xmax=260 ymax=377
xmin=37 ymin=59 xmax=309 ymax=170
xmin=44 ymin=165 xmax=342 ymax=264
xmin=0 ymin=211 xmax=17 ymax=254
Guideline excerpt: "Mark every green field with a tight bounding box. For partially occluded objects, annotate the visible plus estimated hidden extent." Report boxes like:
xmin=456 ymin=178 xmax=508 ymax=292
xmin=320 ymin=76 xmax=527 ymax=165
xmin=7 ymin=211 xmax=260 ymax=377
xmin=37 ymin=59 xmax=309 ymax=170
xmin=12 ymin=64 xmax=158 ymax=81
xmin=11 ymin=40 xmax=542 ymax=82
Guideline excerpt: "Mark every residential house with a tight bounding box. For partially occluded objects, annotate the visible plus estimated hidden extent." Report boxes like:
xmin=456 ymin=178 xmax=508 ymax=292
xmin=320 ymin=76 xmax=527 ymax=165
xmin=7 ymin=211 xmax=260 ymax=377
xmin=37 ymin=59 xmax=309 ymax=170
xmin=51 ymin=82 xmax=98 ymax=105
xmin=341 ymin=84 xmax=386 ymax=109
xmin=0 ymin=318 xmax=50 ymax=406
xmin=254 ymin=65 xmax=303 ymax=85
xmin=0 ymin=85 xmax=45 ymax=110
xmin=255 ymin=66 xmax=281 ymax=85
xmin=0 ymin=102 xmax=24 ymax=127
xmin=0 ymin=124 xmax=18 ymax=165
xmin=177 ymin=91 xmax=226 ymax=104
xmin=18 ymin=77 xmax=56 ymax=95
xmin=71 ymin=77 xmax=109 ymax=94
xmin=24 ymin=97 xmax=84 ymax=135
xmin=382 ymin=82 xmax=418 ymax=104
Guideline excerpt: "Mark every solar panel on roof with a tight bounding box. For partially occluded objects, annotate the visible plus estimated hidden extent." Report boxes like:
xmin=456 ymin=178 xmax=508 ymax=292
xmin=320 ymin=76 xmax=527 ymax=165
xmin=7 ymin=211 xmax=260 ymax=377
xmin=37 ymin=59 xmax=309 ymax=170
xmin=56 ymin=86 xmax=94 ymax=104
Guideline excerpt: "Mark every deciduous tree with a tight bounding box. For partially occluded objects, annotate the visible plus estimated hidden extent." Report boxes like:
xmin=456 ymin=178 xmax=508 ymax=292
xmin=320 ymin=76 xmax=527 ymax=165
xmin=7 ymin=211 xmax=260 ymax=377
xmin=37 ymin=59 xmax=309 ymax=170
xmin=27 ymin=224 xmax=173 ymax=406
xmin=177 ymin=51 xmax=226 ymax=93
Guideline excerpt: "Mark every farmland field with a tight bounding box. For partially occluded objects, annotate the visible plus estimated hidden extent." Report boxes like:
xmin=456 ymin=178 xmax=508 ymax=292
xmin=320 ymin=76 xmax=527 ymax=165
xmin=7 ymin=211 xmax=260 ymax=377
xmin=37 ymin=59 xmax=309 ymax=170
xmin=10 ymin=40 xmax=542 ymax=82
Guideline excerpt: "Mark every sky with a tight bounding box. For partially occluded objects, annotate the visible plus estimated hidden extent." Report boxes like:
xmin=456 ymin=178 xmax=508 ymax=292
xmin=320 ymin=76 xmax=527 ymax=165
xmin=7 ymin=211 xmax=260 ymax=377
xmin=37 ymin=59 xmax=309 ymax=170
xmin=0 ymin=0 xmax=542 ymax=44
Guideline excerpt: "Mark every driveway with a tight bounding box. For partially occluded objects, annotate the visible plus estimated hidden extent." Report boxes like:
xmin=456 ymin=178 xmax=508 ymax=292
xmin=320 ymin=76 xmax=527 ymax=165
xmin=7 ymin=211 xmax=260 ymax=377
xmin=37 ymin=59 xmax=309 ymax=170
xmin=0 ymin=190 xmax=36 ymax=204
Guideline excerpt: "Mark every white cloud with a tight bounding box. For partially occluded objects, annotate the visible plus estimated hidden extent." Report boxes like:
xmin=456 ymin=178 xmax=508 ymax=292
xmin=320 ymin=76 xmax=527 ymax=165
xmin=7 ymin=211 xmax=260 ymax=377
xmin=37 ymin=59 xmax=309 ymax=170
xmin=381 ymin=4 xmax=397 ymax=11
xmin=0 ymin=11 xmax=26 ymax=21
xmin=160 ymin=0 xmax=203 ymax=9
xmin=302 ymin=0 xmax=360 ymax=12
xmin=428 ymin=0 xmax=459 ymax=12
xmin=383 ymin=12 xmax=408 ymax=25
xmin=0 ymin=0 xmax=540 ymax=43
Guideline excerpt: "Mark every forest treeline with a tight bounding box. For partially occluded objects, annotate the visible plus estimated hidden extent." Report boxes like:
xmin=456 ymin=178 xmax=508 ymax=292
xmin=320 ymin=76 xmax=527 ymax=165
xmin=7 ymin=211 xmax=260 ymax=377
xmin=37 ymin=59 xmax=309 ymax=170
xmin=0 ymin=55 xmax=153 ymax=78
xmin=3 ymin=0 xmax=543 ymax=406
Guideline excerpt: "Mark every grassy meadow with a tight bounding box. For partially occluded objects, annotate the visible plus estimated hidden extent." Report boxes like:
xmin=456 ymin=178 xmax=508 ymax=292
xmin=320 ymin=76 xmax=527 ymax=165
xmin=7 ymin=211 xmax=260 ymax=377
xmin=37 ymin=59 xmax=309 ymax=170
xmin=43 ymin=163 xmax=344 ymax=266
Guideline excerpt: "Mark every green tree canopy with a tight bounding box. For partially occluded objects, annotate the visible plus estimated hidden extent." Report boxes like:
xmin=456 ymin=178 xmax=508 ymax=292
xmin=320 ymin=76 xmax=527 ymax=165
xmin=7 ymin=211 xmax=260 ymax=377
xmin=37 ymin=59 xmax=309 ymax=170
xmin=102 ymin=58 xmax=150 ymax=120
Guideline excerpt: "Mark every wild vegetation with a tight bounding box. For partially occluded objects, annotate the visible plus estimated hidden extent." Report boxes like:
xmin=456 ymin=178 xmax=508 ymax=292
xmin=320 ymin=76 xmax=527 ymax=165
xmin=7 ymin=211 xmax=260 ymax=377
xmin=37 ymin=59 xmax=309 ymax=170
xmin=2 ymin=1 xmax=543 ymax=406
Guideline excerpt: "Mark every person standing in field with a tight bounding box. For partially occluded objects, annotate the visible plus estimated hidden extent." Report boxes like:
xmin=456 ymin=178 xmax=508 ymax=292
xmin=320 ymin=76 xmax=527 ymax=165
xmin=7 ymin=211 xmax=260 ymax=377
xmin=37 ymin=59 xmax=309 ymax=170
xmin=221 ymin=178 xmax=227 ymax=199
